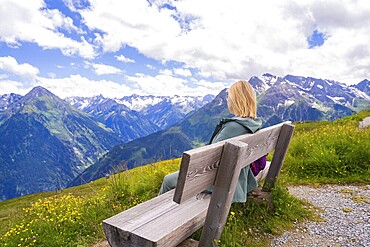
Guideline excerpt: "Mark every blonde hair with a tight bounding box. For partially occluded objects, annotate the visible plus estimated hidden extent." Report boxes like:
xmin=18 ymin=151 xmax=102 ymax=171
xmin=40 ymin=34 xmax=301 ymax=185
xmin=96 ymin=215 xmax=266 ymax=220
xmin=228 ymin=80 xmax=257 ymax=118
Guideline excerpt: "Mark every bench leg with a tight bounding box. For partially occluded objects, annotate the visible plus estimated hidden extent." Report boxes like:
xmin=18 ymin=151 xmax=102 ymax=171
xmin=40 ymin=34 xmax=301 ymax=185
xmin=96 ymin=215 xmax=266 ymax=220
xmin=199 ymin=140 xmax=249 ymax=247
xmin=262 ymin=123 xmax=294 ymax=192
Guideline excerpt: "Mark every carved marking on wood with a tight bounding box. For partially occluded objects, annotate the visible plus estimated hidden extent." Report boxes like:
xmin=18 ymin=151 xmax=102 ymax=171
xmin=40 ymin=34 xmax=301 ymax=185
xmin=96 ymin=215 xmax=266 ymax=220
xmin=244 ymin=130 xmax=277 ymax=158
xmin=186 ymin=160 xmax=220 ymax=179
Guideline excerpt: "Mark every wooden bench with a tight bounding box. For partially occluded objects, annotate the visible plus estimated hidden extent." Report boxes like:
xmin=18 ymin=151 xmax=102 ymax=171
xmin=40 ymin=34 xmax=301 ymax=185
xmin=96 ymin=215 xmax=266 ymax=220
xmin=102 ymin=121 xmax=294 ymax=247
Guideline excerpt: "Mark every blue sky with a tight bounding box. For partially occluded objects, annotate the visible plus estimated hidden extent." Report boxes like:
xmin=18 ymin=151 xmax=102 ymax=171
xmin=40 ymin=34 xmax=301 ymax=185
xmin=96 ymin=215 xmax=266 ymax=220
xmin=0 ymin=0 xmax=369 ymax=98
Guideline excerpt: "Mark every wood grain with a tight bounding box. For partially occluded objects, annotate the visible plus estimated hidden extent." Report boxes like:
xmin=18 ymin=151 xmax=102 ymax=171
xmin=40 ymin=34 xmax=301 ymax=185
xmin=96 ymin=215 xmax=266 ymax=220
xmin=199 ymin=140 xmax=248 ymax=246
xmin=262 ymin=123 xmax=295 ymax=191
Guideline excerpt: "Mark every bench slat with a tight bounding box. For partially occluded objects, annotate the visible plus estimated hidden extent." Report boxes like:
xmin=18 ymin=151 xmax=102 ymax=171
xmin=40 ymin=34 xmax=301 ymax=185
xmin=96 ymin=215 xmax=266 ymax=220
xmin=132 ymin=193 xmax=211 ymax=246
xmin=103 ymin=191 xmax=176 ymax=246
xmin=174 ymin=143 xmax=224 ymax=204
xmin=103 ymin=190 xmax=175 ymax=232
xmin=103 ymin=190 xmax=211 ymax=247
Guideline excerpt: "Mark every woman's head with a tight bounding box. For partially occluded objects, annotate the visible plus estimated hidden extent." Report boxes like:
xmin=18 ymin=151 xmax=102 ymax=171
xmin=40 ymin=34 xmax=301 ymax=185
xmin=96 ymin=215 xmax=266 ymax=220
xmin=227 ymin=80 xmax=257 ymax=118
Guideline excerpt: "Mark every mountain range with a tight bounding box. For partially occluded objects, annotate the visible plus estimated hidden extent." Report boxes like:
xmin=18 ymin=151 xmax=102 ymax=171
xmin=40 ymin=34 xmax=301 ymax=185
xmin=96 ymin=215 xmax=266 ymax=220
xmin=1 ymin=92 xmax=214 ymax=144
xmin=251 ymin=74 xmax=369 ymax=125
xmin=1 ymin=73 xmax=369 ymax=200
xmin=65 ymin=95 xmax=161 ymax=143
xmin=70 ymin=74 xmax=370 ymax=185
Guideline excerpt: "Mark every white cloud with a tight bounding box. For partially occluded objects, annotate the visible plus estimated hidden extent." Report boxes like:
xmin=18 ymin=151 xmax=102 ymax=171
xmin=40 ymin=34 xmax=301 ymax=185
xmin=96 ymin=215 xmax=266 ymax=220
xmin=173 ymin=68 xmax=192 ymax=77
xmin=0 ymin=79 xmax=32 ymax=95
xmin=159 ymin=69 xmax=173 ymax=76
xmin=85 ymin=61 xmax=124 ymax=75
xmin=146 ymin=64 xmax=155 ymax=70
xmin=78 ymin=0 xmax=370 ymax=85
xmin=0 ymin=56 xmax=39 ymax=80
xmin=115 ymin=55 xmax=135 ymax=63
xmin=38 ymin=74 xmax=132 ymax=98
xmin=126 ymin=72 xmax=227 ymax=96
xmin=127 ymin=73 xmax=185 ymax=96
xmin=80 ymin=0 xmax=180 ymax=54
xmin=43 ymin=8 xmax=82 ymax=33
xmin=0 ymin=0 xmax=96 ymax=58
xmin=0 ymin=73 xmax=133 ymax=98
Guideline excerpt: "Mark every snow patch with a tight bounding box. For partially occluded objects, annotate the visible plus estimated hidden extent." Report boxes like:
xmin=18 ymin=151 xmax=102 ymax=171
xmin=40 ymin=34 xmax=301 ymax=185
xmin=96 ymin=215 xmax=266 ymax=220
xmin=327 ymin=95 xmax=346 ymax=104
xmin=311 ymin=101 xmax=331 ymax=111
xmin=285 ymin=100 xmax=295 ymax=106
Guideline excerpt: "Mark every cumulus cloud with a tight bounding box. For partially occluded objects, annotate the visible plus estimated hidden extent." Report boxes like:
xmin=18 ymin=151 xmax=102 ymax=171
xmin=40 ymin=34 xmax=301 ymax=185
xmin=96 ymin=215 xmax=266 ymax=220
xmin=78 ymin=0 xmax=370 ymax=85
xmin=0 ymin=0 xmax=96 ymax=58
xmin=0 ymin=79 xmax=32 ymax=95
xmin=126 ymin=72 xmax=227 ymax=96
xmin=115 ymin=55 xmax=135 ymax=63
xmin=0 ymin=56 xmax=39 ymax=80
xmin=146 ymin=64 xmax=155 ymax=70
xmin=173 ymin=68 xmax=192 ymax=77
xmin=79 ymin=0 xmax=180 ymax=54
xmin=0 ymin=73 xmax=133 ymax=98
xmin=159 ymin=69 xmax=173 ymax=76
xmin=38 ymin=74 xmax=131 ymax=98
xmin=85 ymin=61 xmax=124 ymax=75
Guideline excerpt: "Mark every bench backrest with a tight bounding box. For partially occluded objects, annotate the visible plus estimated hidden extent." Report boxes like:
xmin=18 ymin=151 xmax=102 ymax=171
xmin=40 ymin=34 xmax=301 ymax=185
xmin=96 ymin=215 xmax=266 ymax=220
xmin=174 ymin=121 xmax=294 ymax=204
xmin=175 ymin=122 xmax=294 ymax=246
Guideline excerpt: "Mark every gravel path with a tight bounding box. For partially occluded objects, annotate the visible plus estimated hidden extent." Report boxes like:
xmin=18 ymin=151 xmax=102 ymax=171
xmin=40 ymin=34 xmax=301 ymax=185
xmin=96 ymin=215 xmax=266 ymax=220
xmin=359 ymin=116 xmax=370 ymax=129
xmin=271 ymin=185 xmax=370 ymax=247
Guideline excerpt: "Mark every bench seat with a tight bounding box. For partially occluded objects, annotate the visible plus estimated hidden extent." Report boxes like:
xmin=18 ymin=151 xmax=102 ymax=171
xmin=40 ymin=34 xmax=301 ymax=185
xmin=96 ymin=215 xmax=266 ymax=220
xmin=103 ymin=190 xmax=211 ymax=247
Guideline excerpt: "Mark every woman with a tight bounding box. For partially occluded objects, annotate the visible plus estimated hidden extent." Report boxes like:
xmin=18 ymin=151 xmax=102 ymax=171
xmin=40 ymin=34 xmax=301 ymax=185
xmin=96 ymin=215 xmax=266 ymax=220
xmin=159 ymin=80 xmax=263 ymax=202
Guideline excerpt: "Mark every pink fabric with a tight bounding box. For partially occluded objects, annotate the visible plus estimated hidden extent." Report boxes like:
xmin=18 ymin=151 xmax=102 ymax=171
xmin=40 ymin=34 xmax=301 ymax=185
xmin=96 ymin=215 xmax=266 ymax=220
xmin=251 ymin=155 xmax=267 ymax=176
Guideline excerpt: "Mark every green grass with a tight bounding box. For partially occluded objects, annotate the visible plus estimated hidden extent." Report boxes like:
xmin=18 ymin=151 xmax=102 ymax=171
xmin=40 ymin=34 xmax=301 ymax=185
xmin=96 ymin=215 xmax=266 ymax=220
xmin=280 ymin=109 xmax=370 ymax=185
xmin=0 ymin=159 xmax=180 ymax=246
xmin=1 ymin=110 xmax=369 ymax=246
xmin=219 ymin=184 xmax=314 ymax=246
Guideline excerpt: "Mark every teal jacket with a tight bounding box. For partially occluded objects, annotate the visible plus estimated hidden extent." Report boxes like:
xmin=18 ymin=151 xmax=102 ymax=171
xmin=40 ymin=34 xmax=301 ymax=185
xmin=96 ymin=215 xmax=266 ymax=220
xmin=209 ymin=117 xmax=263 ymax=202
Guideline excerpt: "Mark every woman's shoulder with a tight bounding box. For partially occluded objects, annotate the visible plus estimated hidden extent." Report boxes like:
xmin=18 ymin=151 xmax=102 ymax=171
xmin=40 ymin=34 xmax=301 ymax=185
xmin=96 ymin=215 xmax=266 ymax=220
xmin=221 ymin=119 xmax=249 ymax=133
xmin=223 ymin=119 xmax=245 ymax=128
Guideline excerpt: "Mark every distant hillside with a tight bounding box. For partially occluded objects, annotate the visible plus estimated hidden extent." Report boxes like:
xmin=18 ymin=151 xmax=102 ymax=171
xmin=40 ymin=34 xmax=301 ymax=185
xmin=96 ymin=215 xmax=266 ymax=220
xmin=70 ymin=89 xmax=231 ymax=185
xmin=70 ymin=129 xmax=192 ymax=186
xmin=65 ymin=95 xmax=160 ymax=143
xmin=0 ymin=86 xmax=121 ymax=201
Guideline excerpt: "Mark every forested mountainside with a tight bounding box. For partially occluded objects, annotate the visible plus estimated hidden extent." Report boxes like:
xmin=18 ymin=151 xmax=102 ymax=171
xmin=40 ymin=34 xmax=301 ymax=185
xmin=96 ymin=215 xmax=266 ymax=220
xmin=0 ymin=87 xmax=121 ymax=201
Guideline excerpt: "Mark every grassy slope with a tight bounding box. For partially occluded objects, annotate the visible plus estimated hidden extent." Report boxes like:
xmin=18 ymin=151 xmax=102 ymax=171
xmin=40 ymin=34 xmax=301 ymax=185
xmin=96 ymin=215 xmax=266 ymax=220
xmin=1 ymin=109 xmax=369 ymax=246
